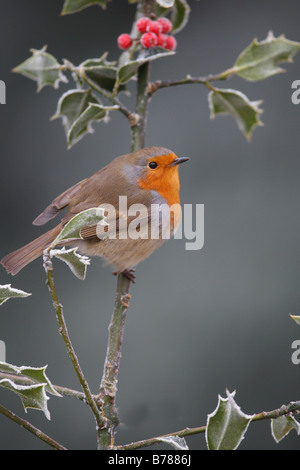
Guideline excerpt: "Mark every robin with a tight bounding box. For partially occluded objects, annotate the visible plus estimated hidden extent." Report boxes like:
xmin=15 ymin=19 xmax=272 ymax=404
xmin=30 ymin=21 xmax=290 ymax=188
xmin=1 ymin=147 xmax=189 ymax=280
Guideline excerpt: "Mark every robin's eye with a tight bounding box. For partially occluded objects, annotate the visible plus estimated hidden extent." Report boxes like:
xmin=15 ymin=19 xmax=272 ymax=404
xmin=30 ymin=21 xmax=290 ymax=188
xmin=148 ymin=161 xmax=158 ymax=169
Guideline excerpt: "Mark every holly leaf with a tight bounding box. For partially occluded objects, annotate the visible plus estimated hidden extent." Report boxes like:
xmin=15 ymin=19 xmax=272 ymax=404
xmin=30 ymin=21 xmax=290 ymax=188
xmin=80 ymin=56 xmax=127 ymax=94
xmin=171 ymin=0 xmax=191 ymax=34
xmin=0 ymin=379 xmax=50 ymax=419
xmin=52 ymin=89 xmax=118 ymax=147
xmin=13 ymin=46 xmax=68 ymax=92
xmin=52 ymin=89 xmax=100 ymax=135
xmin=70 ymin=103 xmax=118 ymax=147
xmin=290 ymin=314 xmax=300 ymax=326
xmin=0 ymin=362 xmax=60 ymax=420
xmin=205 ymin=390 xmax=254 ymax=450
xmin=157 ymin=435 xmax=189 ymax=450
xmin=50 ymin=247 xmax=90 ymax=280
xmin=0 ymin=284 xmax=31 ymax=306
xmin=155 ymin=0 xmax=175 ymax=7
xmin=116 ymin=48 xmax=175 ymax=89
xmin=0 ymin=362 xmax=60 ymax=397
xmin=52 ymin=207 xmax=106 ymax=245
xmin=61 ymin=0 xmax=108 ymax=15
xmin=233 ymin=32 xmax=300 ymax=81
xmin=271 ymin=415 xmax=300 ymax=443
xmin=208 ymin=88 xmax=263 ymax=140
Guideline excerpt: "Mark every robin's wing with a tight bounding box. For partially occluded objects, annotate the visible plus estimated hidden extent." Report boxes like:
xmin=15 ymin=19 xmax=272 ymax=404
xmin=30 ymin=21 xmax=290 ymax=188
xmin=33 ymin=178 xmax=87 ymax=226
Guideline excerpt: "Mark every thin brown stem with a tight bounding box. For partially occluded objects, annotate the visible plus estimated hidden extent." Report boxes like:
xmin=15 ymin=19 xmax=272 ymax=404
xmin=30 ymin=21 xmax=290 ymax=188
xmin=0 ymin=403 xmax=67 ymax=450
xmin=147 ymin=68 xmax=235 ymax=96
xmin=114 ymin=400 xmax=300 ymax=450
xmin=43 ymin=251 xmax=104 ymax=443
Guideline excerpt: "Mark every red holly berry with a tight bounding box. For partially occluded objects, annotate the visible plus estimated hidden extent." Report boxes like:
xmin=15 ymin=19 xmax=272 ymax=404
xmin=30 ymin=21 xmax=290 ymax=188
xmin=164 ymin=35 xmax=177 ymax=51
xmin=146 ymin=20 xmax=163 ymax=35
xmin=157 ymin=17 xmax=172 ymax=34
xmin=141 ymin=32 xmax=158 ymax=49
xmin=117 ymin=33 xmax=132 ymax=50
xmin=156 ymin=33 xmax=167 ymax=48
xmin=136 ymin=17 xmax=151 ymax=34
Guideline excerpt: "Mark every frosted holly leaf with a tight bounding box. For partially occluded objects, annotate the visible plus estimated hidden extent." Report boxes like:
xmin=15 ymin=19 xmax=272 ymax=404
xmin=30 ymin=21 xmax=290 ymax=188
xmin=271 ymin=415 xmax=300 ymax=443
xmin=290 ymin=314 xmax=300 ymax=326
xmin=52 ymin=89 xmax=100 ymax=135
xmin=116 ymin=48 xmax=175 ymax=89
xmin=208 ymin=88 xmax=263 ymax=140
xmin=0 ymin=362 xmax=60 ymax=420
xmin=156 ymin=0 xmax=175 ymax=7
xmin=0 ymin=379 xmax=50 ymax=419
xmin=61 ymin=0 xmax=108 ymax=15
xmin=52 ymin=207 xmax=106 ymax=245
xmin=157 ymin=435 xmax=189 ymax=450
xmin=13 ymin=46 xmax=68 ymax=92
xmin=233 ymin=32 xmax=300 ymax=81
xmin=52 ymin=89 xmax=118 ymax=148
xmin=0 ymin=284 xmax=31 ymax=306
xmin=171 ymin=0 xmax=191 ymax=34
xmin=0 ymin=362 xmax=60 ymax=397
xmin=205 ymin=390 xmax=254 ymax=450
xmin=67 ymin=103 xmax=119 ymax=148
xmin=80 ymin=56 xmax=127 ymax=94
xmin=50 ymin=247 xmax=90 ymax=280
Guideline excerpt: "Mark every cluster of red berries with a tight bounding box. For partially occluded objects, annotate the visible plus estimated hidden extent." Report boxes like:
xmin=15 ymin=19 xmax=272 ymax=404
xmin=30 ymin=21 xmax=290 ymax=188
xmin=117 ymin=17 xmax=177 ymax=51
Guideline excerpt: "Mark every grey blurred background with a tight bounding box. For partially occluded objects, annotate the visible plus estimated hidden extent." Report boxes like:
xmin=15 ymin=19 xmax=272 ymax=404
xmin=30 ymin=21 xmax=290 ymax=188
xmin=0 ymin=0 xmax=300 ymax=450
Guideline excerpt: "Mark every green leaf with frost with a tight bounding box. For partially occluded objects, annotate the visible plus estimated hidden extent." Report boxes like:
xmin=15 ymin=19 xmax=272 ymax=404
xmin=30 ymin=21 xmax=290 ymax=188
xmin=0 ymin=379 xmax=50 ymax=419
xmin=208 ymin=88 xmax=263 ymax=140
xmin=206 ymin=390 xmax=254 ymax=450
xmin=51 ymin=247 xmax=90 ymax=280
xmin=271 ymin=415 xmax=300 ymax=443
xmin=0 ymin=284 xmax=31 ymax=306
xmin=157 ymin=435 xmax=189 ymax=450
xmin=0 ymin=362 xmax=60 ymax=420
xmin=61 ymin=0 xmax=107 ymax=15
xmin=13 ymin=46 xmax=68 ymax=92
xmin=116 ymin=48 xmax=175 ymax=88
xmin=0 ymin=362 xmax=60 ymax=397
xmin=52 ymin=89 xmax=99 ymax=135
xmin=290 ymin=314 xmax=300 ymax=326
xmin=156 ymin=0 xmax=175 ymax=7
xmin=52 ymin=89 xmax=118 ymax=147
xmin=68 ymin=103 xmax=118 ymax=148
xmin=80 ymin=56 xmax=127 ymax=94
xmin=171 ymin=0 xmax=191 ymax=34
xmin=52 ymin=207 xmax=106 ymax=245
xmin=233 ymin=32 xmax=300 ymax=81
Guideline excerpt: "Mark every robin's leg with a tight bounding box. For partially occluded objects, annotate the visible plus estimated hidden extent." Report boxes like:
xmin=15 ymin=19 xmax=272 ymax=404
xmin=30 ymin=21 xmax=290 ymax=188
xmin=112 ymin=268 xmax=136 ymax=283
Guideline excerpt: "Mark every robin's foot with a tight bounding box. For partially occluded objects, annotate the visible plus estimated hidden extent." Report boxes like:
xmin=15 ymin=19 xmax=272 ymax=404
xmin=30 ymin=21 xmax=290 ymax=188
xmin=113 ymin=268 xmax=136 ymax=283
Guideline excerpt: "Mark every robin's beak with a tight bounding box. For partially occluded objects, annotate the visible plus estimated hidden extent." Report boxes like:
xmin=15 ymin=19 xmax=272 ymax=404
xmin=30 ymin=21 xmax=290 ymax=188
xmin=168 ymin=157 xmax=190 ymax=167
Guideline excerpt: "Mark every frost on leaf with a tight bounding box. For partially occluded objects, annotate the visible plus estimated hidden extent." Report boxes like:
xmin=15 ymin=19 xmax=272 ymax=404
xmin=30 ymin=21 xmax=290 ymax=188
xmin=290 ymin=314 xmax=300 ymax=326
xmin=52 ymin=207 xmax=106 ymax=245
xmin=157 ymin=435 xmax=189 ymax=450
xmin=271 ymin=414 xmax=300 ymax=443
xmin=116 ymin=48 xmax=175 ymax=91
xmin=233 ymin=32 xmax=300 ymax=81
xmin=13 ymin=46 xmax=68 ymax=92
xmin=52 ymin=89 xmax=118 ymax=148
xmin=61 ymin=0 xmax=108 ymax=15
xmin=205 ymin=390 xmax=254 ymax=450
xmin=80 ymin=55 xmax=127 ymax=94
xmin=208 ymin=88 xmax=263 ymax=141
xmin=155 ymin=0 xmax=175 ymax=7
xmin=51 ymin=247 xmax=90 ymax=280
xmin=0 ymin=284 xmax=31 ymax=306
xmin=0 ymin=362 xmax=60 ymax=420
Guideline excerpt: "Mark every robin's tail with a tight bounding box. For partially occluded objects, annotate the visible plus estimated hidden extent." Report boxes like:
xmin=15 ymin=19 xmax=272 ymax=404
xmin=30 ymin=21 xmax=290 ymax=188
xmin=1 ymin=225 xmax=61 ymax=275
